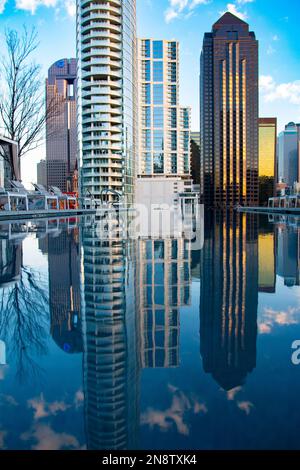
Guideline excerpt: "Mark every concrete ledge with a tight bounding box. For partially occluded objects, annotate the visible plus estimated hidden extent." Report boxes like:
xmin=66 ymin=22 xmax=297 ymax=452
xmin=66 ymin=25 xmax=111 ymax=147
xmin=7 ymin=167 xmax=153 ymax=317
xmin=0 ymin=208 xmax=96 ymax=222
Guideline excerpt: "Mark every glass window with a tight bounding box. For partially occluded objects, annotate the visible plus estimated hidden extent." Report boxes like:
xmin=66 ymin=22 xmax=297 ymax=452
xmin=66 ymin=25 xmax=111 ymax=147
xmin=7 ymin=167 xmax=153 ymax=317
xmin=144 ymin=60 xmax=151 ymax=81
xmin=153 ymin=61 xmax=163 ymax=82
xmin=145 ymin=84 xmax=151 ymax=105
xmin=153 ymin=40 xmax=163 ymax=59
xmin=153 ymin=107 xmax=164 ymax=128
xmin=144 ymin=107 xmax=151 ymax=127
xmin=171 ymin=130 xmax=177 ymax=151
xmin=153 ymin=130 xmax=164 ymax=150
xmin=153 ymin=84 xmax=163 ymax=105
xmin=144 ymin=130 xmax=151 ymax=150
xmin=170 ymin=108 xmax=177 ymax=127
xmin=144 ymin=39 xmax=151 ymax=58
xmin=153 ymin=153 xmax=164 ymax=174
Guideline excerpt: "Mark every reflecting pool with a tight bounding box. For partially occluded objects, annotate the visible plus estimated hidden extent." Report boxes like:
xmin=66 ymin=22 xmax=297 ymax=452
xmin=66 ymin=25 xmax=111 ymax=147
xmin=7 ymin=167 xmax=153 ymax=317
xmin=1 ymin=211 xmax=300 ymax=450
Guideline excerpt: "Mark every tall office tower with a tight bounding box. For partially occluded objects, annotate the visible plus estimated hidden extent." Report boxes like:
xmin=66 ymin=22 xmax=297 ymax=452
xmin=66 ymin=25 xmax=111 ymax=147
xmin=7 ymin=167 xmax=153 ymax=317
xmin=200 ymin=212 xmax=258 ymax=390
xmin=278 ymin=122 xmax=299 ymax=189
xmin=46 ymin=59 xmax=78 ymax=192
xmin=137 ymin=39 xmax=191 ymax=180
xmin=258 ymin=118 xmax=277 ymax=205
xmin=81 ymin=214 xmax=140 ymax=449
xmin=77 ymin=0 xmax=137 ymax=203
xmin=190 ymin=132 xmax=200 ymax=185
xmin=137 ymin=237 xmax=191 ymax=368
xmin=200 ymin=12 xmax=259 ymax=207
xmin=37 ymin=159 xmax=47 ymax=188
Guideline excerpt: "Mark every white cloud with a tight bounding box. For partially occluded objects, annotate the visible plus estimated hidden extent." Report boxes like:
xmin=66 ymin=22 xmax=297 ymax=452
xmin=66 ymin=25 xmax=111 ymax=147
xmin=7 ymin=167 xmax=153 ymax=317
xmin=15 ymin=0 xmax=75 ymax=16
xmin=27 ymin=394 xmax=71 ymax=420
xmin=220 ymin=3 xmax=248 ymax=20
xmin=236 ymin=0 xmax=254 ymax=4
xmin=21 ymin=424 xmax=80 ymax=450
xmin=64 ymin=0 xmax=75 ymax=17
xmin=164 ymin=0 xmax=209 ymax=23
xmin=259 ymin=305 xmax=300 ymax=334
xmin=15 ymin=0 xmax=57 ymax=14
xmin=141 ymin=384 xmax=207 ymax=436
xmin=0 ymin=0 xmax=7 ymax=13
xmin=260 ymin=75 xmax=300 ymax=106
xmin=267 ymin=45 xmax=276 ymax=55
xmin=237 ymin=401 xmax=254 ymax=415
xmin=272 ymin=34 xmax=279 ymax=41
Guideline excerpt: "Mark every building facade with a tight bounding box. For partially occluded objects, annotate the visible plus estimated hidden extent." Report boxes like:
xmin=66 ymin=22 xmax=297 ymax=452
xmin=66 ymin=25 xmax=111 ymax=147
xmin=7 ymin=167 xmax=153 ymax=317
xmin=137 ymin=39 xmax=191 ymax=179
xmin=190 ymin=131 xmax=200 ymax=186
xmin=200 ymin=12 xmax=259 ymax=207
xmin=0 ymin=136 xmax=19 ymax=188
xmin=77 ymin=0 xmax=137 ymax=203
xmin=46 ymin=59 xmax=78 ymax=192
xmin=277 ymin=122 xmax=299 ymax=189
xmin=37 ymin=159 xmax=47 ymax=188
xmin=259 ymin=117 xmax=277 ymax=205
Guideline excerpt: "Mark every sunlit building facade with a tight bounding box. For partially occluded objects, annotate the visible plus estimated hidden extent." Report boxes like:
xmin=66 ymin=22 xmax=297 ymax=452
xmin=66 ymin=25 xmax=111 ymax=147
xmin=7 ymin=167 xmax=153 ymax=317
xmin=46 ymin=59 xmax=78 ymax=192
xmin=77 ymin=0 xmax=137 ymax=202
xmin=200 ymin=12 xmax=259 ymax=207
xmin=259 ymin=118 xmax=277 ymax=204
xmin=137 ymin=39 xmax=191 ymax=178
xmin=258 ymin=227 xmax=276 ymax=293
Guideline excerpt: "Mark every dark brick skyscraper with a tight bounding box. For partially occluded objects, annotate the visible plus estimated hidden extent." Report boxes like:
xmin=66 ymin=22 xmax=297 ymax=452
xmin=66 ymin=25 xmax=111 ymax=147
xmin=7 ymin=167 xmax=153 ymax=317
xmin=200 ymin=12 xmax=259 ymax=207
xmin=46 ymin=59 xmax=77 ymax=192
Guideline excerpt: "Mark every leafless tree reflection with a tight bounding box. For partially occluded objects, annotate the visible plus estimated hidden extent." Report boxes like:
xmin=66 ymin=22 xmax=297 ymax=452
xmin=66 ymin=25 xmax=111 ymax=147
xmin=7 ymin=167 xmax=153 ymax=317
xmin=0 ymin=255 xmax=50 ymax=384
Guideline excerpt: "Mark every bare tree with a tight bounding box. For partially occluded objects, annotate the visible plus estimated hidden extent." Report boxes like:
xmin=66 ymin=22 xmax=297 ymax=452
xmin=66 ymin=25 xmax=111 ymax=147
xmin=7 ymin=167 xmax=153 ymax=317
xmin=0 ymin=26 xmax=59 ymax=179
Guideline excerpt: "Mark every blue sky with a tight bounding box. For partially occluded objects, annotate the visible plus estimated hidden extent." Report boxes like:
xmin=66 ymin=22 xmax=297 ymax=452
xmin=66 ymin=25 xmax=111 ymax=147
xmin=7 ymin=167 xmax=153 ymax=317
xmin=0 ymin=0 xmax=299 ymax=184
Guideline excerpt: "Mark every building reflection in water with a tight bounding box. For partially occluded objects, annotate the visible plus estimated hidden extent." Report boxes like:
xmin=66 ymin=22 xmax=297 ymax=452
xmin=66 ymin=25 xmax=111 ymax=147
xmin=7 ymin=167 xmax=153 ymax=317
xmin=258 ymin=216 xmax=276 ymax=293
xmin=39 ymin=221 xmax=82 ymax=354
xmin=81 ymin=211 xmax=140 ymax=450
xmin=137 ymin=237 xmax=191 ymax=368
xmin=200 ymin=212 xmax=258 ymax=391
xmin=276 ymin=222 xmax=300 ymax=287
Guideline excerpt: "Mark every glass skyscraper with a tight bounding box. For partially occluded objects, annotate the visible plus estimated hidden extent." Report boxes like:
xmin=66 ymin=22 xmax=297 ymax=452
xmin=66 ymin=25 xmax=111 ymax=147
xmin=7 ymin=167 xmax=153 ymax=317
xmin=77 ymin=0 xmax=137 ymax=203
xmin=137 ymin=39 xmax=191 ymax=178
xmin=200 ymin=12 xmax=259 ymax=208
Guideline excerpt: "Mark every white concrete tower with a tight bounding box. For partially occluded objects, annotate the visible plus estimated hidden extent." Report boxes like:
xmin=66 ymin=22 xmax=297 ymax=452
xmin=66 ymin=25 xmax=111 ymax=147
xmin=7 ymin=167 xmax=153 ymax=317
xmin=77 ymin=0 xmax=137 ymax=203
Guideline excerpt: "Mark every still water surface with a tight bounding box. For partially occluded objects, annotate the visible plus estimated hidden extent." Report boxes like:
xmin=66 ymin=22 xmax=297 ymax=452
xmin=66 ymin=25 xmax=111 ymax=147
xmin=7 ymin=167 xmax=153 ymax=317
xmin=0 ymin=212 xmax=300 ymax=450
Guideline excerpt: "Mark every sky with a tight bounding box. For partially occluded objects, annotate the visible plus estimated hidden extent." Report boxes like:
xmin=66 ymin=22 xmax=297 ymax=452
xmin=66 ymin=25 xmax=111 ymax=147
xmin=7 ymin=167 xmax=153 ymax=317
xmin=0 ymin=0 xmax=299 ymax=185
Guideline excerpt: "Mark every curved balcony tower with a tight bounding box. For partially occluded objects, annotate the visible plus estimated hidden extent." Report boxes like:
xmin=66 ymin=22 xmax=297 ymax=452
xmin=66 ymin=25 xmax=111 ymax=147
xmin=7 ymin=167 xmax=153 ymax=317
xmin=77 ymin=0 xmax=137 ymax=203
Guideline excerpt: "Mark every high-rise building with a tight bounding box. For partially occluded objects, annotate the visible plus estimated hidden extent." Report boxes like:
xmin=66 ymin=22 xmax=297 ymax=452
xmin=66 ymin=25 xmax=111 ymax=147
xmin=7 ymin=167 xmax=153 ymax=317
xmin=259 ymin=118 xmax=277 ymax=205
xmin=37 ymin=159 xmax=47 ymax=188
xmin=77 ymin=1 xmax=137 ymax=203
xmin=137 ymin=39 xmax=191 ymax=180
xmin=46 ymin=59 xmax=78 ymax=192
xmin=277 ymin=122 xmax=299 ymax=189
xmin=200 ymin=12 xmax=259 ymax=207
xmin=200 ymin=212 xmax=258 ymax=390
xmin=190 ymin=132 xmax=200 ymax=186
